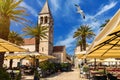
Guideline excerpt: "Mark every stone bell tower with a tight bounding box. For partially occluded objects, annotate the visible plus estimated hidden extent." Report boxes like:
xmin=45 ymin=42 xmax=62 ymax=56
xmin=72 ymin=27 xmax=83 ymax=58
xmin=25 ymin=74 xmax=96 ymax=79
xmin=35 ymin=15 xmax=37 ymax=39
xmin=38 ymin=0 xmax=54 ymax=55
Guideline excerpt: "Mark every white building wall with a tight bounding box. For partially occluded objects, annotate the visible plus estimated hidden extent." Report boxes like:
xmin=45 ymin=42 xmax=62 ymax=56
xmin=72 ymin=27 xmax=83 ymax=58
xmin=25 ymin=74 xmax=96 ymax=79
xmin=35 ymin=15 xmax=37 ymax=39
xmin=4 ymin=59 xmax=30 ymax=68
xmin=74 ymin=46 xmax=89 ymax=68
xmin=21 ymin=45 xmax=35 ymax=52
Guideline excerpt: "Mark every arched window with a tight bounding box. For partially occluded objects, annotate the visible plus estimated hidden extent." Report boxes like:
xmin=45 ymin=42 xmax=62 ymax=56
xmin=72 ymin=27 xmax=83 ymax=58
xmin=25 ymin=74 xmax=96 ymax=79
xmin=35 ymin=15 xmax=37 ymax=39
xmin=40 ymin=17 xmax=43 ymax=24
xmin=42 ymin=47 xmax=44 ymax=52
xmin=44 ymin=16 xmax=48 ymax=24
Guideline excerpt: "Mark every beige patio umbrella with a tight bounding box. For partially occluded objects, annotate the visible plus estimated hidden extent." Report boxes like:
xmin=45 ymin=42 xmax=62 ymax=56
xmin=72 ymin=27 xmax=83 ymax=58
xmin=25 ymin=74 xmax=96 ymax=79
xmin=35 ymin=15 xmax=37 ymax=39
xmin=86 ymin=9 xmax=120 ymax=59
xmin=76 ymin=54 xmax=85 ymax=59
xmin=0 ymin=38 xmax=27 ymax=52
xmin=4 ymin=55 xmax=25 ymax=59
xmin=5 ymin=53 xmax=56 ymax=60
xmin=88 ymin=59 xmax=103 ymax=63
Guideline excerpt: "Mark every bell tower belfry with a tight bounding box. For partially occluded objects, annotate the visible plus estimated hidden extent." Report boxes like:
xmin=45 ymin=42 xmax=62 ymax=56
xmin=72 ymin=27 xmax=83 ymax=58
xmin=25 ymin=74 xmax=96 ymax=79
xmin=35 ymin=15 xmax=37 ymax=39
xmin=38 ymin=0 xmax=53 ymax=55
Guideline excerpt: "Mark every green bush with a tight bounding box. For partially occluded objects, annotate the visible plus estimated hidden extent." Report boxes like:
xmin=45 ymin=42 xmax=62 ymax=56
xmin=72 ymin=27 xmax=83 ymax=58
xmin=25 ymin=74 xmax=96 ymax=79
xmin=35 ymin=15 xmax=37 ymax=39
xmin=39 ymin=61 xmax=50 ymax=71
xmin=83 ymin=65 xmax=89 ymax=72
xmin=15 ymin=71 xmax=21 ymax=80
xmin=61 ymin=63 xmax=68 ymax=68
xmin=0 ymin=68 xmax=11 ymax=80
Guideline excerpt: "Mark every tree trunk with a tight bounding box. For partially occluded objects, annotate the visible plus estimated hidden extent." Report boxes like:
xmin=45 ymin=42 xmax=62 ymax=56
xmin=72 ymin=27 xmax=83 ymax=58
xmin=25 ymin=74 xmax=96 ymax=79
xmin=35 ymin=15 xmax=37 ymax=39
xmin=0 ymin=53 xmax=5 ymax=68
xmin=0 ymin=16 xmax=10 ymax=68
xmin=9 ymin=59 xmax=13 ymax=69
xmin=82 ymin=36 xmax=86 ymax=51
xmin=35 ymin=37 xmax=40 ymax=52
xmin=0 ymin=16 xmax=10 ymax=40
xmin=9 ymin=52 xmax=14 ymax=69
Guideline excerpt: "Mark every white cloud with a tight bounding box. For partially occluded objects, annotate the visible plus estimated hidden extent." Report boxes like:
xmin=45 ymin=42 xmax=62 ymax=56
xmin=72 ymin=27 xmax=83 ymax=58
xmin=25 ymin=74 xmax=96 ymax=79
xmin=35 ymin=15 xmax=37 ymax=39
xmin=37 ymin=0 xmax=42 ymax=7
xmin=20 ymin=2 xmax=38 ymax=17
xmin=95 ymin=1 xmax=117 ymax=17
xmin=55 ymin=28 xmax=77 ymax=48
xmin=63 ymin=0 xmax=82 ymax=16
xmin=50 ymin=0 xmax=60 ymax=12
xmin=79 ymin=1 xmax=118 ymax=34
xmin=55 ymin=0 xmax=118 ymax=54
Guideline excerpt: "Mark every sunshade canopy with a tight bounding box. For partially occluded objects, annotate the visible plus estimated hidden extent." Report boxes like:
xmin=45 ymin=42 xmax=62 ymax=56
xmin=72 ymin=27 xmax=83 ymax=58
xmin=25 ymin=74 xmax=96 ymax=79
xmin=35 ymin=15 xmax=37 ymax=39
xmin=88 ymin=59 xmax=103 ymax=63
xmin=76 ymin=54 xmax=85 ymax=59
xmin=5 ymin=52 xmax=56 ymax=60
xmin=0 ymin=38 xmax=27 ymax=52
xmin=86 ymin=9 xmax=120 ymax=58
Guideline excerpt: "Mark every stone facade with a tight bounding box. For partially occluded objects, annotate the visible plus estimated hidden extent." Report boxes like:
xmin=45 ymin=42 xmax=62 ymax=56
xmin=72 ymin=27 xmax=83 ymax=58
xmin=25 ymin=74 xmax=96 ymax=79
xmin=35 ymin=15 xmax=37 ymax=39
xmin=53 ymin=46 xmax=67 ymax=63
xmin=38 ymin=0 xmax=53 ymax=55
xmin=74 ymin=46 xmax=88 ymax=68
xmin=21 ymin=0 xmax=68 ymax=63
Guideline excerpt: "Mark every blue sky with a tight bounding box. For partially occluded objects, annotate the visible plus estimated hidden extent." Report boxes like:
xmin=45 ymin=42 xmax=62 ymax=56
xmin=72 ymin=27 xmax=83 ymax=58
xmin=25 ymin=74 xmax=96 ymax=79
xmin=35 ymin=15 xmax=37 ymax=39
xmin=10 ymin=0 xmax=120 ymax=55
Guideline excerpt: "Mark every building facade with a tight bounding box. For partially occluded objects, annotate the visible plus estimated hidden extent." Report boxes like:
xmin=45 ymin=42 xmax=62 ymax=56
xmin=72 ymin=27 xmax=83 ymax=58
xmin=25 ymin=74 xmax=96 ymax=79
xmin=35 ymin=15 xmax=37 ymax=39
xmin=74 ymin=46 xmax=89 ymax=68
xmin=38 ymin=0 xmax=54 ymax=55
xmin=53 ymin=46 xmax=67 ymax=63
xmin=21 ymin=0 xmax=68 ymax=63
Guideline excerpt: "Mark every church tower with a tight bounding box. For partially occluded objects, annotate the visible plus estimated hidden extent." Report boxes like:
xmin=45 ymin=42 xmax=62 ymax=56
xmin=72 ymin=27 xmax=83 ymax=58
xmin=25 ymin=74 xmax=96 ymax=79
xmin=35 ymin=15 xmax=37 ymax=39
xmin=38 ymin=0 xmax=54 ymax=55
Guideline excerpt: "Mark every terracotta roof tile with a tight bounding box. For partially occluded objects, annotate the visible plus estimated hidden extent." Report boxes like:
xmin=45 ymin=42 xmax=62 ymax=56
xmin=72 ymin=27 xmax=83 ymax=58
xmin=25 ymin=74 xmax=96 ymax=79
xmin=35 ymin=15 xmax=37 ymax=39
xmin=24 ymin=38 xmax=35 ymax=45
xmin=53 ymin=46 xmax=65 ymax=52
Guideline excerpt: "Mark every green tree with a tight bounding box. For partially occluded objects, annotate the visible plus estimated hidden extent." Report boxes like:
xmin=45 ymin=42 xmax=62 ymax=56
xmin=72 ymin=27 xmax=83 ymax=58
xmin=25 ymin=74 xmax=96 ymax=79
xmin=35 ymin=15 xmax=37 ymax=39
xmin=0 ymin=0 xmax=27 ymax=68
xmin=76 ymin=39 xmax=83 ymax=51
xmin=100 ymin=19 xmax=110 ymax=30
xmin=8 ymin=31 xmax=24 ymax=69
xmin=8 ymin=31 xmax=24 ymax=46
xmin=0 ymin=0 xmax=27 ymax=40
xmin=73 ymin=25 xmax=95 ymax=51
xmin=23 ymin=25 xmax=48 ymax=52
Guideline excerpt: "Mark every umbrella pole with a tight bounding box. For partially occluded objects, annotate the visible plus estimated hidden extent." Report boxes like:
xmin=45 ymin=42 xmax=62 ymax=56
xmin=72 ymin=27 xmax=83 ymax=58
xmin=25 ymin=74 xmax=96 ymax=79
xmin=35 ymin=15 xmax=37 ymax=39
xmin=94 ymin=58 xmax=96 ymax=70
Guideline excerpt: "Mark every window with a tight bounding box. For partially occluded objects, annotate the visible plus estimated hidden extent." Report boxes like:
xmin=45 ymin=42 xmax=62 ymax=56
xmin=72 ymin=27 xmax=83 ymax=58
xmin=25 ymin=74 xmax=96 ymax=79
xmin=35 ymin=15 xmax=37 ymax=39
xmin=44 ymin=16 xmax=48 ymax=23
xmin=40 ymin=17 xmax=43 ymax=24
xmin=42 ymin=47 xmax=44 ymax=52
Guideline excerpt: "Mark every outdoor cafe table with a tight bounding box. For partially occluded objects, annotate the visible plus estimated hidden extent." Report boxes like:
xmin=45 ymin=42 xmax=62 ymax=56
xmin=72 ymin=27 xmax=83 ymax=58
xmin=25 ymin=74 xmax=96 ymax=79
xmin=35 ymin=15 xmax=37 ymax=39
xmin=90 ymin=70 xmax=105 ymax=76
xmin=7 ymin=70 xmax=20 ymax=79
xmin=7 ymin=70 xmax=20 ymax=74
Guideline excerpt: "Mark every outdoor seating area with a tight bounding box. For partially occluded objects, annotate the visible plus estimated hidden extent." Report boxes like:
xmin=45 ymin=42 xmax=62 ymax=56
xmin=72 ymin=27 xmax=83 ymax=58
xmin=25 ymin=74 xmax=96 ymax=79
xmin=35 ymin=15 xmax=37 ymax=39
xmin=0 ymin=0 xmax=120 ymax=80
xmin=76 ymin=8 xmax=120 ymax=80
xmin=79 ymin=61 xmax=120 ymax=80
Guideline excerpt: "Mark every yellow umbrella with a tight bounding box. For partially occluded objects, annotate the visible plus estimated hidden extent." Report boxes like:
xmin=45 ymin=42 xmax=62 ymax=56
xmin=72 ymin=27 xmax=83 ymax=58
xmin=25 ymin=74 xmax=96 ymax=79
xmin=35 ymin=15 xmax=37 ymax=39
xmin=0 ymin=38 xmax=27 ymax=52
xmin=86 ymin=9 xmax=120 ymax=58
xmin=88 ymin=59 xmax=103 ymax=63
xmin=5 ymin=55 xmax=26 ymax=59
xmin=36 ymin=54 xmax=56 ymax=59
xmin=76 ymin=54 xmax=85 ymax=59
xmin=5 ymin=53 xmax=56 ymax=60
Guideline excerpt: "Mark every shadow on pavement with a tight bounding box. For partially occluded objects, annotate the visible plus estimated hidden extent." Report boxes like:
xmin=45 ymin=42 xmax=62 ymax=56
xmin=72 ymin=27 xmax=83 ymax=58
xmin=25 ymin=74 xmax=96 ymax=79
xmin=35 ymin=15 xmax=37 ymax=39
xmin=45 ymin=72 xmax=62 ymax=78
xmin=45 ymin=69 xmax=74 ymax=78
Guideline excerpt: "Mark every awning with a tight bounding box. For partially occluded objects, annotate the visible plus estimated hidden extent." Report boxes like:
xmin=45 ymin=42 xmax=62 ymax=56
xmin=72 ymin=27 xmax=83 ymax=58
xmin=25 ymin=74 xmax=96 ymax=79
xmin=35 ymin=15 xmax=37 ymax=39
xmin=88 ymin=59 xmax=103 ymax=63
xmin=76 ymin=54 xmax=85 ymax=59
xmin=86 ymin=9 xmax=120 ymax=58
xmin=0 ymin=38 xmax=27 ymax=52
xmin=5 ymin=52 xmax=56 ymax=60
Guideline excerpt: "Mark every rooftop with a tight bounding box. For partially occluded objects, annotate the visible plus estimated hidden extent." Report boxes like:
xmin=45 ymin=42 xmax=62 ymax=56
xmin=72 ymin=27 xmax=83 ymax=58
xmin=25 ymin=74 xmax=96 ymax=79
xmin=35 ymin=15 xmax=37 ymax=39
xmin=53 ymin=46 xmax=65 ymax=53
xmin=23 ymin=38 xmax=35 ymax=45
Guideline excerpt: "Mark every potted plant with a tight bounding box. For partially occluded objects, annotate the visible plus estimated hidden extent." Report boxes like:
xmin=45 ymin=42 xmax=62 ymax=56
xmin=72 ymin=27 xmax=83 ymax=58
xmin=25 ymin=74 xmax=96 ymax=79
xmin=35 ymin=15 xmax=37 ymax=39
xmin=34 ymin=70 xmax=39 ymax=80
xmin=82 ymin=64 xmax=89 ymax=78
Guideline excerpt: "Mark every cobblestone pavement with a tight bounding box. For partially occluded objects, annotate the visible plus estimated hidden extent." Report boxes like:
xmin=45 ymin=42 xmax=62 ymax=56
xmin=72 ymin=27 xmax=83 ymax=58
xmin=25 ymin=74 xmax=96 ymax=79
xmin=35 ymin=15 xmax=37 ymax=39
xmin=22 ymin=68 xmax=89 ymax=80
xmin=43 ymin=68 xmax=88 ymax=80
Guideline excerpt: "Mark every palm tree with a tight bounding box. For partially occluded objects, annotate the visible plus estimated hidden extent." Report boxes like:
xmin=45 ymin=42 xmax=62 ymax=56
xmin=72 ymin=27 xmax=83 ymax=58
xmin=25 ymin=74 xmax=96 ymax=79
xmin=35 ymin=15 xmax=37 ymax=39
xmin=23 ymin=25 xmax=48 ymax=52
xmin=0 ymin=0 xmax=27 ymax=68
xmin=0 ymin=0 xmax=27 ymax=40
xmin=73 ymin=25 xmax=95 ymax=51
xmin=100 ymin=19 xmax=110 ymax=30
xmin=76 ymin=39 xmax=83 ymax=51
xmin=8 ymin=31 xmax=24 ymax=45
xmin=8 ymin=31 xmax=24 ymax=69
